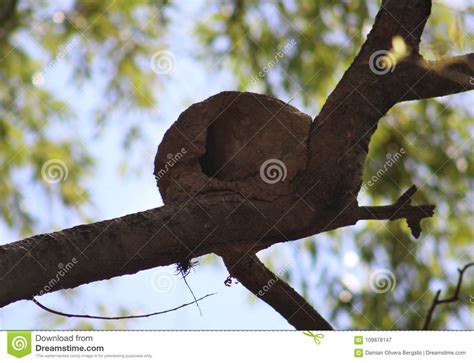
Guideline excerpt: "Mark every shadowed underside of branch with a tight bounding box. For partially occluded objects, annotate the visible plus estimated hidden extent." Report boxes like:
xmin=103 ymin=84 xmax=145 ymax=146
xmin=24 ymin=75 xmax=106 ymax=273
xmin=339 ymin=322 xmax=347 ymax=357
xmin=1 ymin=0 xmax=473 ymax=329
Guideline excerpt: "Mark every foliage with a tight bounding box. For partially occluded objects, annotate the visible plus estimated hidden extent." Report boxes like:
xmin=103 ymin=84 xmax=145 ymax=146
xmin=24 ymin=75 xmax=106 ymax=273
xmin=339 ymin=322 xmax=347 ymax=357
xmin=0 ymin=0 xmax=169 ymax=234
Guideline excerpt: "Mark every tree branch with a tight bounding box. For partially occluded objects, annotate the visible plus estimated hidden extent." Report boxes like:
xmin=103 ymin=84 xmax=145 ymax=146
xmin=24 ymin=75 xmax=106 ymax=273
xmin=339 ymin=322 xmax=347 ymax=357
xmin=360 ymin=0 xmax=431 ymax=55
xmin=357 ymin=185 xmax=435 ymax=238
xmin=398 ymin=54 xmax=474 ymax=101
xmin=322 ymin=185 xmax=435 ymax=239
xmin=300 ymin=0 xmax=471 ymax=213
xmin=301 ymin=1 xmax=433 ymax=208
xmin=0 ymin=185 xmax=434 ymax=310
xmin=221 ymin=252 xmax=333 ymax=330
xmin=0 ymin=193 xmax=316 ymax=308
xmin=422 ymin=262 xmax=474 ymax=330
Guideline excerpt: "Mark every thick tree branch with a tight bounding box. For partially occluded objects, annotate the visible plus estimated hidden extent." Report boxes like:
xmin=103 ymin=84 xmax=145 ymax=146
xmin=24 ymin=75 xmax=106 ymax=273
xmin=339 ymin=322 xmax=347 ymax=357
xmin=0 ymin=185 xmax=433 ymax=310
xmin=0 ymin=193 xmax=316 ymax=308
xmin=301 ymin=1 xmax=433 ymax=209
xmin=222 ymin=252 xmax=333 ymax=330
xmin=398 ymin=54 xmax=474 ymax=101
xmin=300 ymin=0 xmax=472 ymax=214
xmin=360 ymin=0 xmax=431 ymax=55
xmin=422 ymin=262 xmax=474 ymax=330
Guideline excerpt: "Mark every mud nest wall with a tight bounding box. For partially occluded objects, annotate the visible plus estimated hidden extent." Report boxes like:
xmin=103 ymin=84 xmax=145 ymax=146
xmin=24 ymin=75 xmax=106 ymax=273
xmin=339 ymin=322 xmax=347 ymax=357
xmin=154 ymin=91 xmax=313 ymax=204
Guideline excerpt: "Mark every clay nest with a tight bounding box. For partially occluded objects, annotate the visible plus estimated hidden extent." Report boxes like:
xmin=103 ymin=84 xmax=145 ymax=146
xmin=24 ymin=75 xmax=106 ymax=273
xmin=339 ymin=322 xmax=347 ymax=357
xmin=154 ymin=91 xmax=312 ymax=204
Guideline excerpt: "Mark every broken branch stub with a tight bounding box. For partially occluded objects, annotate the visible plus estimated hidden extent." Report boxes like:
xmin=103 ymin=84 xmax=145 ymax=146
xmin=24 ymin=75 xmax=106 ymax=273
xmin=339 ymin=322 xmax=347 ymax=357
xmin=154 ymin=91 xmax=312 ymax=204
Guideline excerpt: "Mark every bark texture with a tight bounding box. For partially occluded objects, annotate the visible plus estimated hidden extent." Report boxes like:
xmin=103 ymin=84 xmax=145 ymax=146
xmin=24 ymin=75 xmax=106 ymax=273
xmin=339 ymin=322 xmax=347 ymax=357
xmin=222 ymin=252 xmax=333 ymax=330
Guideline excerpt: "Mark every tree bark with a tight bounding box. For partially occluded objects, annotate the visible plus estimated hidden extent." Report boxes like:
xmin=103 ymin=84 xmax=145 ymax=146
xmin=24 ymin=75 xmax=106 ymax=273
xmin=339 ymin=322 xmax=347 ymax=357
xmin=222 ymin=252 xmax=333 ymax=330
xmin=0 ymin=194 xmax=314 ymax=307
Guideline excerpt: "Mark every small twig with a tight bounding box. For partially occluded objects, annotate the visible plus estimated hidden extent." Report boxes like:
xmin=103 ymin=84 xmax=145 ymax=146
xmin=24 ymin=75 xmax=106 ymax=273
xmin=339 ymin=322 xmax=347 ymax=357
xmin=422 ymin=262 xmax=474 ymax=330
xmin=176 ymin=260 xmax=202 ymax=316
xmin=182 ymin=273 xmax=202 ymax=317
xmin=358 ymin=185 xmax=435 ymax=238
xmin=31 ymin=293 xmax=215 ymax=320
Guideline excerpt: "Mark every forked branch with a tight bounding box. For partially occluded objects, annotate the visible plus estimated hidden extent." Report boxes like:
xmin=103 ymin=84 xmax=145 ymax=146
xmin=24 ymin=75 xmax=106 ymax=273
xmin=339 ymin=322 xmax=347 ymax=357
xmin=357 ymin=185 xmax=435 ymax=238
xmin=422 ymin=262 xmax=474 ymax=330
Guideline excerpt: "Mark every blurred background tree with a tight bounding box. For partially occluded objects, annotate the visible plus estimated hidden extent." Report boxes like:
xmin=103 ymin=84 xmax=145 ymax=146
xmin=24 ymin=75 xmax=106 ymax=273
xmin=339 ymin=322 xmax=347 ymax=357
xmin=0 ymin=0 xmax=472 ymax=329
